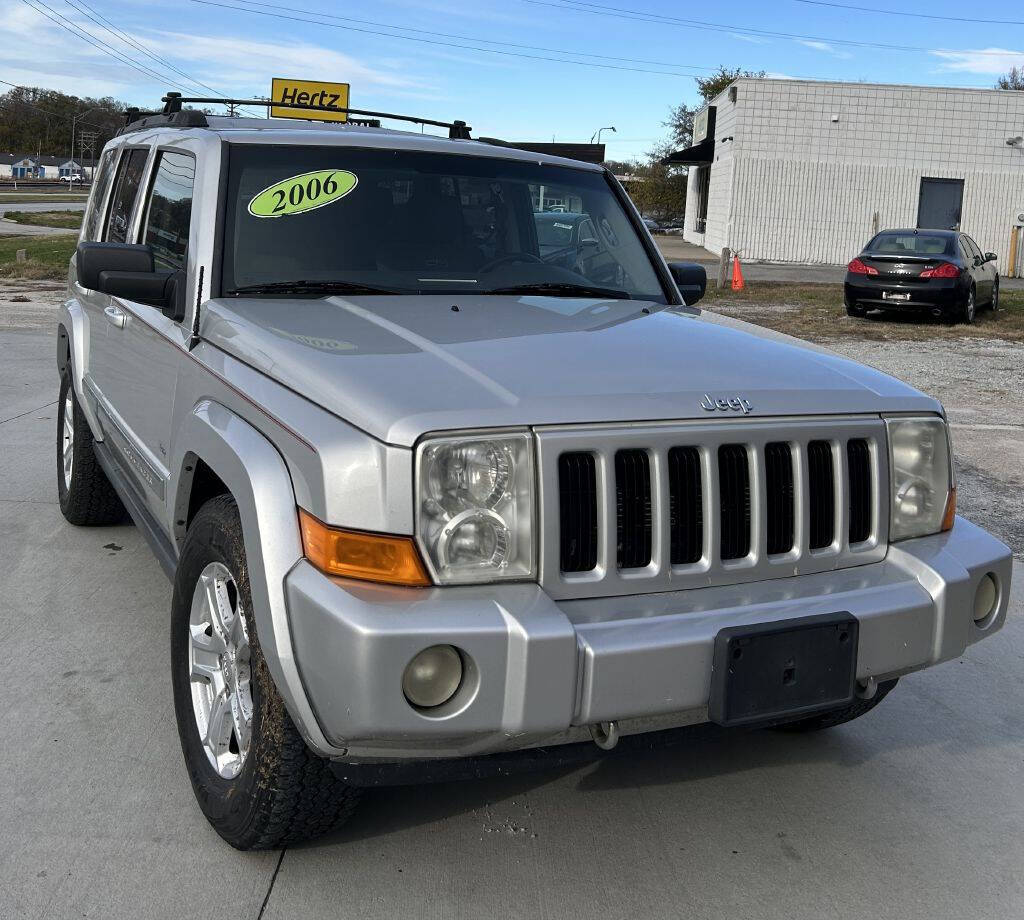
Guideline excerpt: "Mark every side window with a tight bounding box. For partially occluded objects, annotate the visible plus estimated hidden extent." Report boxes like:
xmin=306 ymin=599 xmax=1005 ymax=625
xmin=141 ymin=151 xmax=196 ymax=271
xmin=104 ymin=148 xmax=149 ymax=243
xmin=81 ymin=149 xmax=116 ymax=242
xmin=964 ymin=236 xmax=982 ymax=263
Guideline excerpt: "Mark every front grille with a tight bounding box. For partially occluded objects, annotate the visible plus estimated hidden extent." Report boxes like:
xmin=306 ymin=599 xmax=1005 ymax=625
xmin=558 ymin=452 xmax=598 ymax=572
xmin=847 ymin=439 xmax=872 ymax=544
xmin=615 ymin=449 xmax=652 ymax=568
xmin=546 ymin=418 xmax=887 ymax=599
xmin=718 ymin=445 xmax=751 ymax=560
xmin=764 ymin=442 xmax=795 ymax=555
xmin=668 ymin=447 xmax=702 ymax=565
xmin=807 ymin=440 xmax=835 ymax=549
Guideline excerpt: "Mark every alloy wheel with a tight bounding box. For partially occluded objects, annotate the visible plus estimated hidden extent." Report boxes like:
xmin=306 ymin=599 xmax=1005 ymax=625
xmin=965 ymin=289 xmax=975 ymax=324
xmin=188 ymin=561 xmax=253 ymax=779
xmin=992 ymin=282 xmax=1000 ymax=311
xmin=61 ymin=392 xmax=74 ymax=488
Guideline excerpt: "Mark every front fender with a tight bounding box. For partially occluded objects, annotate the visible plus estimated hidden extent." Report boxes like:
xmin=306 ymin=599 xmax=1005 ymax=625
xmin=169 ymin=399 xmax=343 ymax=757
xmin=58 ymin=296 xmax=103 ymax=438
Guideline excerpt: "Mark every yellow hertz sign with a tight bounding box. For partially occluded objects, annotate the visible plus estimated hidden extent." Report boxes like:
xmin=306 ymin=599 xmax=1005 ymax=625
xmin=270 ymin=78 xmax=350 ymax=122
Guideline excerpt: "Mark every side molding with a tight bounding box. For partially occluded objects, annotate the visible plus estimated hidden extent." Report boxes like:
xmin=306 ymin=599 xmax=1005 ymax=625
xmin=170 ymin=399 xmax=344 ymax=757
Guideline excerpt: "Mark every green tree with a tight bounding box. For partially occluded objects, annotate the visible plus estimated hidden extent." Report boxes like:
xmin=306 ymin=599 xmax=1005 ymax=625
xmin=663 ymin=66 xmax=766 ymax=149
xmin=0 ymin=86 xmax=126 ymax=160
xmin=996 ymin=66 xmax=1024 ymax=90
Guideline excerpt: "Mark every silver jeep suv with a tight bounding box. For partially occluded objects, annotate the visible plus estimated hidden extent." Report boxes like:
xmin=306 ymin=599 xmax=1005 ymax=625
xmin=57 ymin=100 xmax=1012 ymax=850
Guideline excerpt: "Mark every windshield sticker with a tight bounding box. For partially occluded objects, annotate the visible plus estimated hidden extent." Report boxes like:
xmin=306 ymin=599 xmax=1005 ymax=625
xmin=248 ymin=170 xmax=358 ymax=218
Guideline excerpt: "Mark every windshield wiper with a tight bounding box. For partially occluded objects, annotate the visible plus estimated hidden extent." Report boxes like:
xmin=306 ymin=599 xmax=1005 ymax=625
xmin=226 ymin=279 xmax=400 ymax=297
xmin=484 ymin=282 xmax=631 ymax=299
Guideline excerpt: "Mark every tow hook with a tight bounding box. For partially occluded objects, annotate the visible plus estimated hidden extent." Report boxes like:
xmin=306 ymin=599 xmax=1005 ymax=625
xmin=590 ymin=721 xmax=619 ymax=750
xmin=856 ymin=676 xmax=878 ymax=700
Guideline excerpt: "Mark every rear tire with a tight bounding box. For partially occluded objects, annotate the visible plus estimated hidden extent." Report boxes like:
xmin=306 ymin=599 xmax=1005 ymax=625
xmin=171 ymin=495 xmax=361 ymax=850
xmin=961 ymin=286 xmax=976 ymax=325
xmin=57 ymin=372 xmax=127 ymax=526
xmin=772 ymin=678 xmax=898 ymax=733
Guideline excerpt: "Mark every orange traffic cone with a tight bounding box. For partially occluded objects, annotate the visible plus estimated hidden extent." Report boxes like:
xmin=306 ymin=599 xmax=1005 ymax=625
xmin=731 ymin=254 xmax=745 ymax=291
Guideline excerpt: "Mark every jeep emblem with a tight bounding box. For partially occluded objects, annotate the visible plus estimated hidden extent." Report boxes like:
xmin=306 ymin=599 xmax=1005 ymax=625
xmin=700 ymin=393 xmax=753 ymax=414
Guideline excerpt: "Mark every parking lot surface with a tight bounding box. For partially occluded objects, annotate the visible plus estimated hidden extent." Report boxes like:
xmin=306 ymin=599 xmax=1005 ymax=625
xmin=1 ymin=290 xmax=1021 ymax=920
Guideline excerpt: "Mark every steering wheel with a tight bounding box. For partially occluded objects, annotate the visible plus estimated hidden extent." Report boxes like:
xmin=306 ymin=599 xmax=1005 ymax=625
xmin=478 ymin=252 xmax=544 ymax=273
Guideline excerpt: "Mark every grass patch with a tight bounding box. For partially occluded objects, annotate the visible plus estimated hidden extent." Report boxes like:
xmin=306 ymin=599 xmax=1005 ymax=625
xmin=0 ymin=194 xmax=88 ymax=203
xmin=0 ymin=235 xmax=76 ymax=280
xmin=3 ymin=210 xmax=83 ymax=229
xmin=702 ymin=282 xmax=1024 ymax=343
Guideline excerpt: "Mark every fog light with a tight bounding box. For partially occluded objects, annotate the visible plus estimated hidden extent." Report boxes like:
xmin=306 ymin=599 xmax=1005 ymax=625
xmin=402 ymin=645 xmax=463 ymax=709
xmin=973 ymin=573 xmax=998 ymax=625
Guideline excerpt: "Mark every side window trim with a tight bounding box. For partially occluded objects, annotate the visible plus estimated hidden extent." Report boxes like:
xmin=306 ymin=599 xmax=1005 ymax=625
xmin=103 ymin=145 xmax=152 ymax=243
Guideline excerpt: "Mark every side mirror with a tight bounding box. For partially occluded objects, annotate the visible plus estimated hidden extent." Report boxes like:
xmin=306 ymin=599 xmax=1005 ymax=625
xmin=76 ymin=242 xmax=185 ymax=321
xmin=985 ymin=252 xmax=998 ymax=263
xmin=667 ymin=261 xmax=707 ymax=306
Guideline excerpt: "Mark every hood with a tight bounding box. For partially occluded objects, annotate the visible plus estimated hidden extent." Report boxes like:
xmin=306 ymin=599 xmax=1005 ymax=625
xmin=200 ymin=295 xmax=940 ymax=446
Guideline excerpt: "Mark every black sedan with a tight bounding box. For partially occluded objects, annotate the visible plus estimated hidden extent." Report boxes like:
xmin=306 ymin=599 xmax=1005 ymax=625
xmin=844 ymin=229 xmax=999 ymax=324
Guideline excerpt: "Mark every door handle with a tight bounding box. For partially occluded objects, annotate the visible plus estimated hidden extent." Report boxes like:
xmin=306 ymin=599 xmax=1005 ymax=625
xmin=103 ymin=305 xmax=126 ymax=329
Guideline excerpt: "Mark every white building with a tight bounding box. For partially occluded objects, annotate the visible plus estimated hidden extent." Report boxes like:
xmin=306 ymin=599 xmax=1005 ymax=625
xmin=675 ymin=78 xmax=1024 ymax=273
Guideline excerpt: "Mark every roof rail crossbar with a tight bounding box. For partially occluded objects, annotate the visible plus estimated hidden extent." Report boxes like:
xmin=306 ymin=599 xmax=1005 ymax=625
xmin=161 ymin=94 xmax=471 ymax=138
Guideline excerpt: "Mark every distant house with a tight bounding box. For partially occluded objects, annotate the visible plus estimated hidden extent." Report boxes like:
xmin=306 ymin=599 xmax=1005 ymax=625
xmin=0 ymin=154 xmax=96 ymax=179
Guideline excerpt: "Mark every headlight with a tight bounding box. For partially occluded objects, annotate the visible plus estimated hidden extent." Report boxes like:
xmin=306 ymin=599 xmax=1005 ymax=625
xmin=416 ymin=433 xmax=535 ymax=583
xmin=886 ymin=416 xmax=953 ymax=541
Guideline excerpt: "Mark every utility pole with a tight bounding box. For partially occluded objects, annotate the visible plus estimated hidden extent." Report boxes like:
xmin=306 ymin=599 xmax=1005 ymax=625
xmin=71 ymin=107 xmax=96 ymax=179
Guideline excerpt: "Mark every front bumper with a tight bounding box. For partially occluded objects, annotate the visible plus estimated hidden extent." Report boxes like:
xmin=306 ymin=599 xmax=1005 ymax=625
xmin=284 ymin=516 xmax=1012 ymax=761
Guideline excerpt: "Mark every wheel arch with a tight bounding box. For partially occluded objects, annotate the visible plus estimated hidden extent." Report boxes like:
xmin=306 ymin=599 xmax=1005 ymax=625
xmin=169 ymin=399 xmax=340 ymax=757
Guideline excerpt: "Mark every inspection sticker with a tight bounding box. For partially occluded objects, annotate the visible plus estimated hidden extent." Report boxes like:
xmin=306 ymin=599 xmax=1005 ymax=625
xmin=248 ymin=170 xmax=358 ymax=218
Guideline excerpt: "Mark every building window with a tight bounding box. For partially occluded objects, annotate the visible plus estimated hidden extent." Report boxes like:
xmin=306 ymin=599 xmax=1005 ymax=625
xmin=693 ymin=166 xmax=711 ymax=234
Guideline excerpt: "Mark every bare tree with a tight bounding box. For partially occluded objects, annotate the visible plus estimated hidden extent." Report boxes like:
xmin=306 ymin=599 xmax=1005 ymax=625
xmin=996 ymin=66 xmax=1024 ymax=91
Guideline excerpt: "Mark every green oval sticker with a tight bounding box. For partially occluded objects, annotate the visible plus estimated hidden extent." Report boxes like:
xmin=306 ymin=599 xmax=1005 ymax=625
xmin=248 ymin=170 xmax=358 ymax=218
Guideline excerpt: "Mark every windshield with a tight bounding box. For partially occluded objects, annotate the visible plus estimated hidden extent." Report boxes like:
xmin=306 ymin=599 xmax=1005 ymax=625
xmin=222 ymin=145 xmax=668 ymax=302
xmin=867 ymin=232 xmax=955 ymax=256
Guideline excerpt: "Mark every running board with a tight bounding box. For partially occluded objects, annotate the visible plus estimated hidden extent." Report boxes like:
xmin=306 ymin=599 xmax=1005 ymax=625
xmin=94 ymin=440 xmax=178 ymax=581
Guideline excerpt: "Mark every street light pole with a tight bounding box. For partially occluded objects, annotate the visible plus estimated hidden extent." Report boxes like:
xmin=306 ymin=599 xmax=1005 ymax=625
xmin=590 ymin=126 xmax=616 ymax=145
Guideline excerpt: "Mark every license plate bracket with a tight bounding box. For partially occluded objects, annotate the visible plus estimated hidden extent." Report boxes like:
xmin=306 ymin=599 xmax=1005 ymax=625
xmin=882 ymin=291 xmax=911 ymax=301
xmin=709 ymin=613 xmax=858 ymax=727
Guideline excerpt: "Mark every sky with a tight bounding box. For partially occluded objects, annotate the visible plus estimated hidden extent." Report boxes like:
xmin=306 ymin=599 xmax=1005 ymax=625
xmin=2 ymin=0 xmax=1024 ymax=160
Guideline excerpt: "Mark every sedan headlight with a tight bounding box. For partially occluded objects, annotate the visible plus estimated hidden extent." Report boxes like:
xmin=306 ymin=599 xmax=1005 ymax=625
xmin=886 ymin=416 xmax=954 ymax=541
xmin=416 ymin=433 xmax=535 ymax=584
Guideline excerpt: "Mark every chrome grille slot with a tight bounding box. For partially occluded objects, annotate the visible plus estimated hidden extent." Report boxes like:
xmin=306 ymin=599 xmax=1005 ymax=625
xmin=718 ymin=444 xmax=751 ymax=561
xmin=764 ymin=442 xmax=795 ymax=555
xmin=538 ymin=417 xmax=888 ymax=600
xmin=558 ymin=452 xmax=598 ymax=573
xmin=807 ymin=440 xmax=835 ymax=550
xmin=668 ymin=447 xmax=702 ymax=565
xmin=615 ymin=449 xmax=652 ymax=569
xmin=847 ymin=439 xmax=872 ymax=545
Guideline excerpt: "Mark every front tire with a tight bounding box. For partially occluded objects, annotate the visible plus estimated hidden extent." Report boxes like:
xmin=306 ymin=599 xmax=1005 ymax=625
xmin=772 ymin=678 xmax=898 ymax=733
xmin=171 ymin=495 xmax=360 ymax=850
xmin=57 ymin=372 xmax=126 ymax=525
xmin=990 ymin=279 xmax=1000 ymax=311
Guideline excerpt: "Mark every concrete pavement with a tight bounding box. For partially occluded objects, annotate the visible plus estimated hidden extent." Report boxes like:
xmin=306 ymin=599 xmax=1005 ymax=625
xmin=1 ymin=324 xmax=1021 ymax=920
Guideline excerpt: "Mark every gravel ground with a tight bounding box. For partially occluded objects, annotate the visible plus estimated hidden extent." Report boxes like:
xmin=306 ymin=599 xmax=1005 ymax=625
xmin=5 ymin=281 xmax=1020 ymax=557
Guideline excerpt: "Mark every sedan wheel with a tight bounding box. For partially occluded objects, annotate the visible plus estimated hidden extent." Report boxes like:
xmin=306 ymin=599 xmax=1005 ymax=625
xmin=962 ymin=288 xmax=976 ymax=325
xmin=991 ymin=281 xmax=1000 ymax=311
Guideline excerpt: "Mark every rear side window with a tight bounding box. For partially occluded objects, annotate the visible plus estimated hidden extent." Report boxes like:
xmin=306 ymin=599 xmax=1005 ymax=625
xmin=141 ymin=151 xmax=196 ymax=271
xmin=104 ymin=148 xmax=149 ymax=243
xmin=81 ymin=149 xmax=116 ymax=242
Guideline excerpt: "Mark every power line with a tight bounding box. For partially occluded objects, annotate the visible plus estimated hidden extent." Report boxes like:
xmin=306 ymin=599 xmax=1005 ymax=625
xmin=792 ymin=0 xmax=1024 ymax=27
xmin=188 ymin=0 xmax=696 ymax=77
xmin=226 ymin=0 xmax=723 ymax=73
xmin=529 ymin=0 xmax=1024 ymax=59
xmin=62 ymin=0 xmax=258 ymax=115
xmin=18 ymin=0 xmax=194 ymax=86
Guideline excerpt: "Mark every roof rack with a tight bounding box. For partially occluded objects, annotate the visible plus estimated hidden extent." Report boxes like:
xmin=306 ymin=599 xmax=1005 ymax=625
xmin=116 ymin=93 xmax=470 ymax=138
